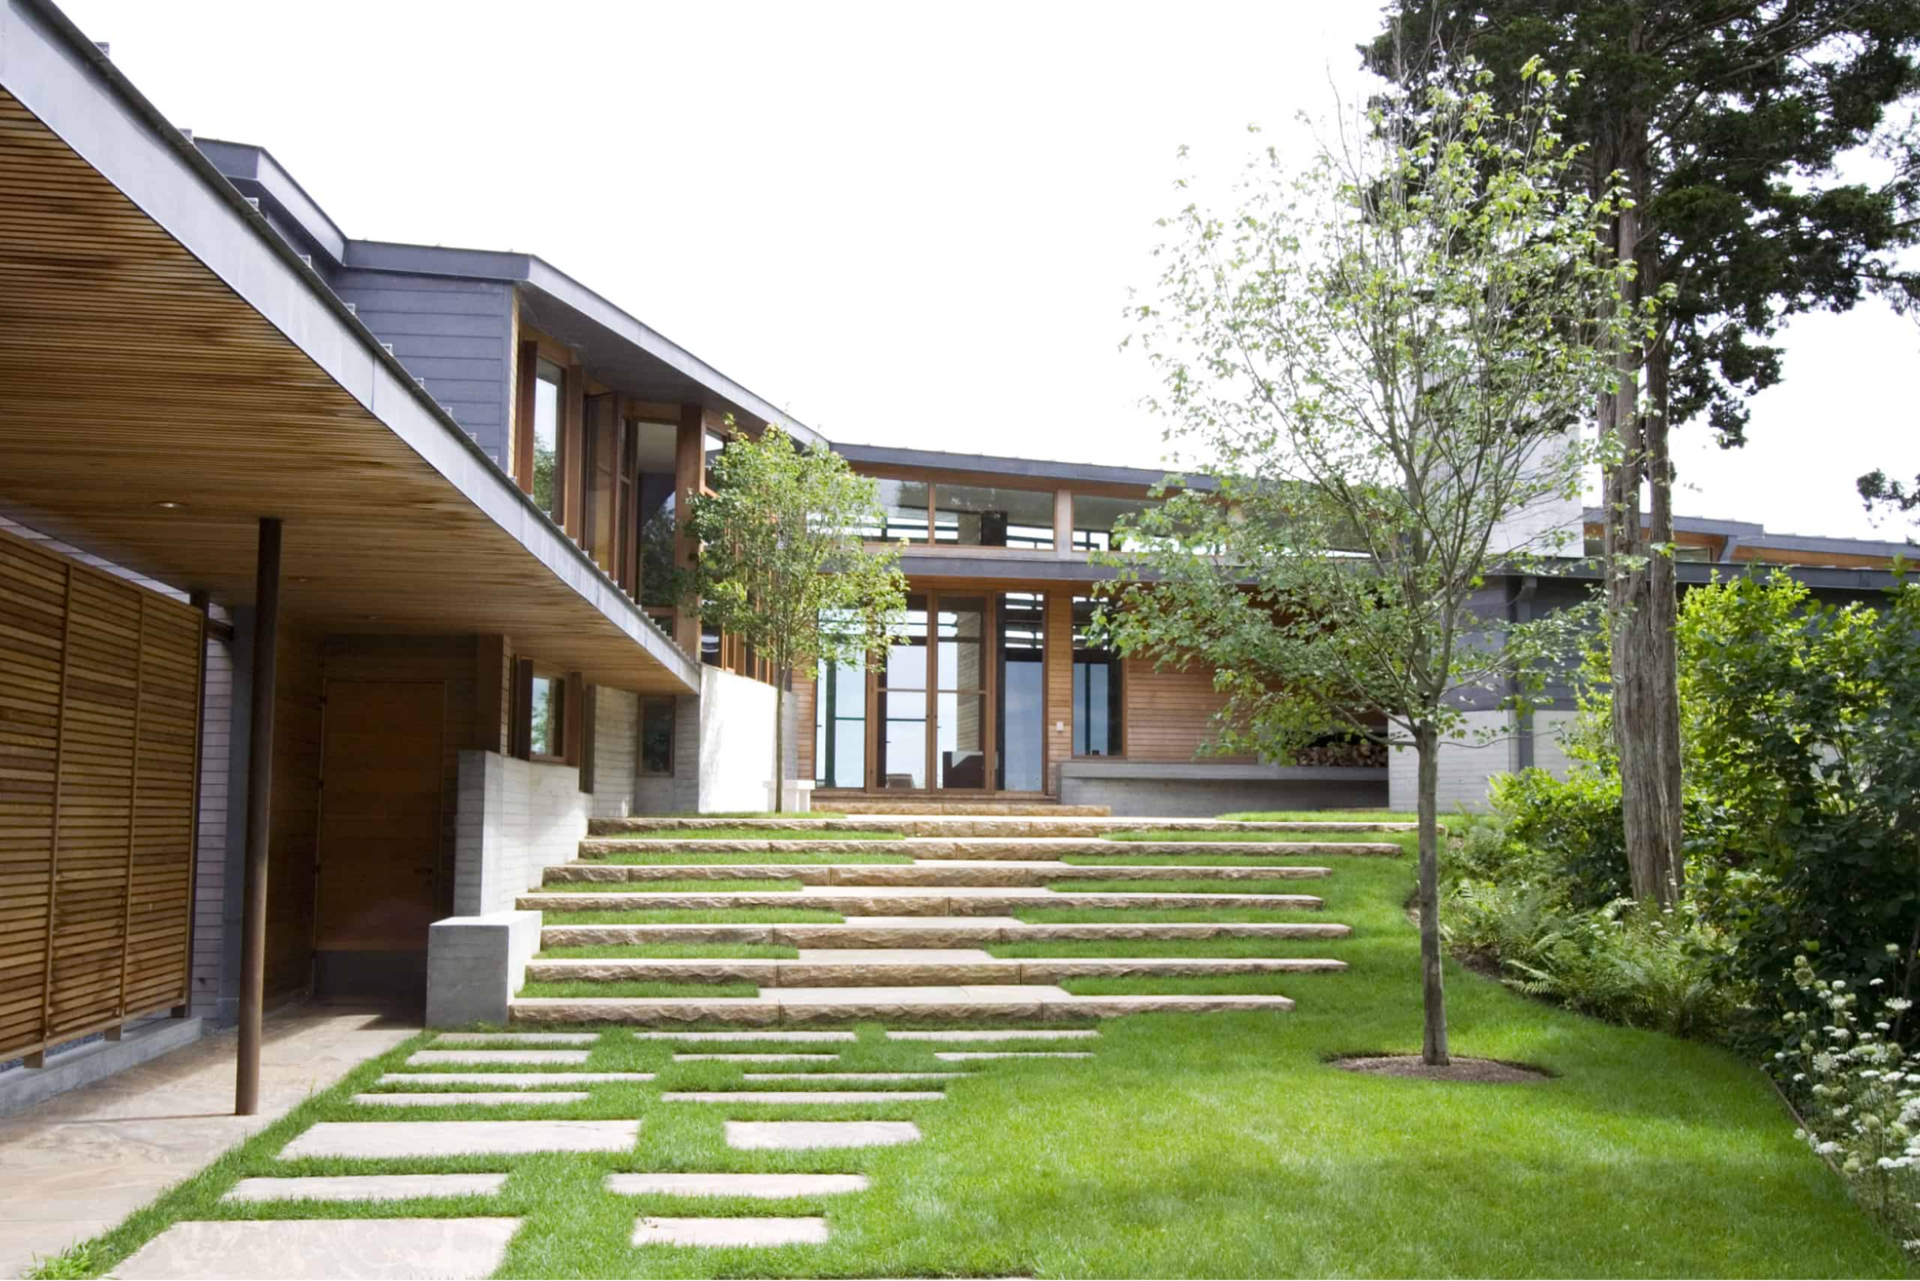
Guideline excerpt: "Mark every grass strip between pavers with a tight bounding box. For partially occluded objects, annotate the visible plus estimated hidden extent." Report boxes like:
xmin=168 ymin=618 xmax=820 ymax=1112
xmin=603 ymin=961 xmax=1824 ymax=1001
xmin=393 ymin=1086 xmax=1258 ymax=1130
xmin=515 ymin=980 xmax=761 ymax=999
xmin=591 ymin=826 xmax=901 ymax=841
xmin=32 ymin=824 xmax=1908 ymax=1280
xmin=534 ymin=878 xmax=803 ymax=894
xmin=581 ymin=849 xmax=912 ymax=865
xmin=1045 ymin=878 xmax=1325 ymax=895
xmin=542 ymin=907 xmax=845 ymax=926
xmin=1102 ymin=828 xmax=1412 ymax=843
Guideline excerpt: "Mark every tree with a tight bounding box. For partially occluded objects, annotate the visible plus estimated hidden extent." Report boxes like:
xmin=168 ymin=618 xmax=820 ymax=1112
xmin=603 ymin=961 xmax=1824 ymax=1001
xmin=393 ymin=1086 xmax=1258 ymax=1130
xmin=1366 ymin=1 xmax=1920 ymax=907
xmin=1111 ymin=62 xmax=1641 ymax=1064
xmin=685 ymin=426 xmax=908 ymax=812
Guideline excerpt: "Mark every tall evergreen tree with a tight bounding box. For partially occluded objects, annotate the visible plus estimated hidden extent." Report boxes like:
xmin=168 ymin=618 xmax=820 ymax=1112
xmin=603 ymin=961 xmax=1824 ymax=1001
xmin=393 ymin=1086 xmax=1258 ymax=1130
xmin=1366 ymin=2 xmax=1920 ymax=905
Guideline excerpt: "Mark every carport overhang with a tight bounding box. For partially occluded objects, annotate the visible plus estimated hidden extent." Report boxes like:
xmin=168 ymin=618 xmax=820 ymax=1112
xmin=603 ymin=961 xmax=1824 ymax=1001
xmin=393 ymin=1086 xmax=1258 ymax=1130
xmin=0 ymin=0 xmax=699 ymax=694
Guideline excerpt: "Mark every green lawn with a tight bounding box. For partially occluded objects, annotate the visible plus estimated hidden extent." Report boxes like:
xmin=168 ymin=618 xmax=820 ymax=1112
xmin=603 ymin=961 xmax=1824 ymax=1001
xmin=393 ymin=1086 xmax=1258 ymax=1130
xmin=36 ymin=827 xmax=1905 ymax=1279
xmin=592 ymin=827 xmax=901 ymax=842
xmin=514 ymin=980 xmax=760 ymax=1000
xmin=584 ymin=849 xmax=911 ymax=865
xmin=1047 ymin=877 xmax=1326 ymax=895
xmin=1103 ymin=828 xmax=1409 ymax=843
xmin=536 ymin=879 xmax=803 ymax=895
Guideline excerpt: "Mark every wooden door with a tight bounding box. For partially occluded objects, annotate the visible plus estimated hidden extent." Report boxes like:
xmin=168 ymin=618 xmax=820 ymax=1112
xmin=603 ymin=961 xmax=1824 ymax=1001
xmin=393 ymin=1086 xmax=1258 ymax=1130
xmin=314 ymin=680 xmax=445 ymax=954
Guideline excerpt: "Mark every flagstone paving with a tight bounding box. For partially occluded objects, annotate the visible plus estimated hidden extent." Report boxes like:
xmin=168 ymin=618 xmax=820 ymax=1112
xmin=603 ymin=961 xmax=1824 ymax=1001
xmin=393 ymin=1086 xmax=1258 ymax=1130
xmin=282 ymin=1119 xmax=640 ymax=1159
xmin=672 ymin=1052 xmax=840 ymax=1062
xmin=223 ymin=1174 xmax=510 ymax=1203
xmin=109 ymin=1217 xmax=520 ymax=1280
xmin=374 ymin=1071 xmax=655 ymax=1087
xmin=607 ymin=1173 xmax=871 ymax=1199
xmin=725 ymin=1120 xmax=924 ymax=1150
xmin=632 ymin=1216 xmax=830 ymax=1247
xmin=353 ymin=1091 xmax=592 ymax=1107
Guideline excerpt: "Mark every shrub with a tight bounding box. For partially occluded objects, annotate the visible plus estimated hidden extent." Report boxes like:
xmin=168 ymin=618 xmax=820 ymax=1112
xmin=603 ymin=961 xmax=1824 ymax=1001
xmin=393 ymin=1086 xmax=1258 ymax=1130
xmin=1489 ymin=767 xmax=1630 ymax=908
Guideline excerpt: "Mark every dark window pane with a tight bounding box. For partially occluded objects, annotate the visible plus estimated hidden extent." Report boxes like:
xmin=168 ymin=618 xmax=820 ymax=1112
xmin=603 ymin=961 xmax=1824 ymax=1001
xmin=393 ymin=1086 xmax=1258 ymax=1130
xmin=933 ymin=484 xmax=1054 ymax=549
xmin=1071 ymin=597 xmax=1123 ymax=756
xmin=532 ymin=360 xmax=564 ymax=520
xmin=640 ymin=696 xmax=675 ymax=775
xmin=530 ymin=673 xmax=564 ymax=758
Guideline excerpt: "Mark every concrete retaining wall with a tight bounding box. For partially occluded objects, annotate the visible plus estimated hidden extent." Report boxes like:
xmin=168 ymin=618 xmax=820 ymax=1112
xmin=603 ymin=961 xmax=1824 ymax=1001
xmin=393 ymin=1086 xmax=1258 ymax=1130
xmin=1059 ymin=762 xmax=1387 ymax=817
xmin=425 ymin=910 xmax=541 ymax=1028
xmin=452 ymin=750 xmax=590 ymax=915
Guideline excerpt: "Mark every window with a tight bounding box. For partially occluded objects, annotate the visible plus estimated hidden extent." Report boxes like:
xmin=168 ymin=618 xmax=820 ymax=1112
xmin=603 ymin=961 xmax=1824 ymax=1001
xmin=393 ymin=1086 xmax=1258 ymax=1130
xmin=932 ymin=484 xmax=1054 ymax=550
xmin=814 ymin=653 xmax=866 ymax=789
xmin=858 ymin=479 xmax=932 ymax=543
xmin=583 ymin=395 xmax=623 ymax=579
xmin=529 ymin=668 xmax=565 ymax=759
xmin=1071 ymin=597 xmax=1123 ymax=757
xmin=639 ymin=696 xmax=675 ymax=776
xmin=996 ymin=592 xmax=1046 ymax=790
xmin=530 ymin=359 xmax=565 ymax=521
xmin=1071 ymin=494 xmax=1161 ymax=552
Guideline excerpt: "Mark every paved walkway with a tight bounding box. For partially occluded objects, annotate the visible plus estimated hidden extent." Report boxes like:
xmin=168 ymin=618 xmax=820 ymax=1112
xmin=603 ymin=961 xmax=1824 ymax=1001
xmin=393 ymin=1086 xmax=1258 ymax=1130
xmin=0 ymin=1001 xmax=417 ymax=1279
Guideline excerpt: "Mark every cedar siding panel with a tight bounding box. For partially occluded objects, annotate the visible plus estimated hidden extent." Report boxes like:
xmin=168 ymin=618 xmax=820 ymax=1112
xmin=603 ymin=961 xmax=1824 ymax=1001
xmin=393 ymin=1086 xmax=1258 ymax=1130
xmin=1123 ymin=658 xmax=1252 ymax=764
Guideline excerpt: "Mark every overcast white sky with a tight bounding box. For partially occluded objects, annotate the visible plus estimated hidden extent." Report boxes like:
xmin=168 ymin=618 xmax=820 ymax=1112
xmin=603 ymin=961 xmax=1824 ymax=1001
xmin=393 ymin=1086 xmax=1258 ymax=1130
xmin=59 ymin=0 xmax=1920 ymax=541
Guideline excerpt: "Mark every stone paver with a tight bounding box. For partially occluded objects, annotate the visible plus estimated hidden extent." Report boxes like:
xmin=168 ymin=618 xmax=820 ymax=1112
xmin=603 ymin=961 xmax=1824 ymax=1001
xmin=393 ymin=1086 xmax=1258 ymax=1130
xmin=608 ymin=1173 xmax=869 ymax=1198
xmin=108 ymin=1217 xmax=520 ymax=1280
xmin=886 ymin=1029 xmax=1100 ymax=1042
xmin=378 ymin=1072 xmax=654 ymax=1087
xmin=354 ymin=1091 xmax=591 ymax=1107
xmin=629 ymin=1031 xmax=855 ymax=1041
xmin=672 ymin=1053 xmax=838 ymax=1063
xmin=0 ymin=1003 xmax=417 ymax=1281
xmin=794 ymin=948 xmax=995 ymax=963
xmin=725 ymin=1120 xmax=922 ymax=1150
xmin=223 ymin=1174 xmax=509 ymax=1203
xmin=761 ymin=984 xmax=1073 ymax=1004
xmin=744 ymin=1072 xmax=963 ymax=1081
xmin=432 ymin=1032 xmax=598 ymax=1045
xmin=935 ymin=1051 xmax=1094 ymax=1061
xmin=282 ymin=1119 xmax=638 ymax=1159
xmin=406 ymin=1049 xmax=589 ymax=1066
xmin=663 ymin=1091 xmax=944 ymax=1104
xmin=632 ymin=1216 xmax=829 ymax=1247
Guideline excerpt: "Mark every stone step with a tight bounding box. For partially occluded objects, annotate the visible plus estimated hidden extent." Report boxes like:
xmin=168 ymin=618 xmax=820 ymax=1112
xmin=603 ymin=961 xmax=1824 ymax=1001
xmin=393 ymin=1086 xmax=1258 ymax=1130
xmin=543 ymin=918 xmax=1352 ymax=948
xmin=355 ymin=1091 xmax=591 ymax=1107
xmin=590 ymin=815 xmax=1415 ymax=838
xmin=821 ymin=800 xmax=1111 ymax=817
xmin=223 ymin=1174 xmax=509 ymax=1203
xmin=936 ymin=1051 xmax=1095 ymax=1061
xmin=511 ymin=988 xmax=1294 ymax=1026
xmin=114 ymin=1218 xmax=520 ymax=1281
xmin=524 ymin=955 xmax=1346 ymax=986
xmin=282 ymin=1120 xmax=639 ymax=1159
xmin=521 ymin=887 xmax=1325 ymax=915
xmin=579 ymin=836 xmax=1401 ymax=859
xmin=377 ymin=1072 xmax=655 ymax=1087
xmin=544 ymin=861 xmax=1334 ymax=888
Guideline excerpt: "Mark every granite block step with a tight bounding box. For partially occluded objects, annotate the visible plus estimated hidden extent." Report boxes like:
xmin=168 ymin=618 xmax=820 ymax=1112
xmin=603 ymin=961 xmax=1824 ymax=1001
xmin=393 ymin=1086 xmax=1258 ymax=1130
xmin=524 ymin=955 xmax=1346 ymax=986
xmin=512 ymin=987 xmax=1294 ymax=1026
xmin=406 ymin=1049 xmax=590 ymax=1066
xmin=543 ymin=860 xmax=1334 ymax=887
xmin=522 ymin=887 xmax=1325 ymax=915
xmin=109 ymin=1218 xmax=520 ymax=1280
xmin=743 ymin=1072 xmax=964 ymax=1081
xmin=542 ymin=918 xmax=1352 ymax=949
xmin=725 ymin=1120 xmax=922 ymax=1150
xmin=378 ymin=1072 xmax=654 ymax=1087
xmin=282 ymin=1120 xmax=639 ymax=1159
xmin=354 ymin=1092 xmax=591 ymax=1107
xmin=589 ymin=815 xmax=1415 ymax=838
xmin=580 ymin=836 xmax=1400 ymax=860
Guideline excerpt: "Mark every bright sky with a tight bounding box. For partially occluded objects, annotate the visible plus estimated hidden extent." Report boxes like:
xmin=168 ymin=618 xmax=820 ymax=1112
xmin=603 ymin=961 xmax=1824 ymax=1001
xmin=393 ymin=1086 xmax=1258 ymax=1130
xmin=58 ymin=0 xmax=1920 ymax=542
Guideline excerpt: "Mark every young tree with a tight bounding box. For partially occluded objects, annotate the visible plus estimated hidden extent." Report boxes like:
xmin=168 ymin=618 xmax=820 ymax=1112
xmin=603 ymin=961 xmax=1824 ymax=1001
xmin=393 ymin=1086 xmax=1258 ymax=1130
xmin=685 ymin=425 xmax=908 ymax=812
xmin=1110 ymin=62 xmax=1643 ymax=1064
xmin=1367 ymin=2 xmax=1920 ymax=906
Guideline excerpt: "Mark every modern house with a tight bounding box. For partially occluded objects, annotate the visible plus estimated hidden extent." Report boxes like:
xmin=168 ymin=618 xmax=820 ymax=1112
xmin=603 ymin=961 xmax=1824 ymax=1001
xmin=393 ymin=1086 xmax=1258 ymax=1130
xmin=0 ymin=0 xmax=1911 ymax=1104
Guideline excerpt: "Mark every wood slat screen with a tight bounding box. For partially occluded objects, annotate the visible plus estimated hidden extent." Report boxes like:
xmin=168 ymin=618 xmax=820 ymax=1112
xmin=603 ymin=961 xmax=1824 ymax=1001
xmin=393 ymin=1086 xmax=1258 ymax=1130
xmin=0 ymin=526 xmax=203 ymax=1061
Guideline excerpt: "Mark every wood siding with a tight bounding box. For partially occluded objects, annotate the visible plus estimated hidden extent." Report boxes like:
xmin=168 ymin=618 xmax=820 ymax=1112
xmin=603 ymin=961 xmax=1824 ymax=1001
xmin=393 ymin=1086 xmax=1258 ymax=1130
xmin=1044 ymin=592 xmax=1073 ymax=794
xmin=0 ymin=526 xmax=204 ymax=1061
xmin=1123 ymin=658 xmax=1251 ymax=763
xmin=266 ymin=624 xmax=322 ymax=1000
xmin=794 ymin=673 xmax=817 ymax=782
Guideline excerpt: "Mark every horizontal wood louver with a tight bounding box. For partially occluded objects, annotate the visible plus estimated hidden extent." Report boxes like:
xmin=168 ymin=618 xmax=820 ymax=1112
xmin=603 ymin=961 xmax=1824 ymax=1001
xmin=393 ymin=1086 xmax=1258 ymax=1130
xmin=0 ymin=526 xmax=203 ymax=1061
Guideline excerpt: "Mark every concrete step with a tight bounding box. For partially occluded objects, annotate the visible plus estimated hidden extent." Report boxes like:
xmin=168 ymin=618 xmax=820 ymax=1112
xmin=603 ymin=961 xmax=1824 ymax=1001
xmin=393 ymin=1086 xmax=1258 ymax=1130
xmin=524 ymin=955 xmax=1347 ymax=986
xmin=819 ymin=801 xmax=1111 ymax=817
xmin=511 ymin=987 xmax=1295 ymax=1026
xmin=542 ymin=918 xmax=1352 ymax=948
xmin=543 ymin=861 xmax=1333 ymax=888
xmin=588 ymin=816 xmax=1416 ymax=838
xmin=579 ymin=836 xmax=1402 ymax=859
xmin=521 ymin=887 xmax=1325 ymax=915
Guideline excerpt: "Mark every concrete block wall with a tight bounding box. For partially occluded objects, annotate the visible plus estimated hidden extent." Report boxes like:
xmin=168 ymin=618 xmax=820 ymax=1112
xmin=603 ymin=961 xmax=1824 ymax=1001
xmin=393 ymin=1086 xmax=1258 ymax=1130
xmin=452 ymin=750 xmax=590 ymax=915
xmin=696 ymin=667 xmax=782 ymax=812
xmin=634 ymin=690 xmax=701 ymax=814
xmin=590 ymin=687 xmax=638 ymax=819
xmin=1387 ymin=710 xmax=1519 ymax=813
xmin=1528 ymin=709 xmax=1583 ymax=779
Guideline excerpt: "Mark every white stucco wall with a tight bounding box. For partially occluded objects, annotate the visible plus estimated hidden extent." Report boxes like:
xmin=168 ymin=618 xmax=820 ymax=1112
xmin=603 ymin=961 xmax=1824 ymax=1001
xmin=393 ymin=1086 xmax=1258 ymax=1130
xmin=696 ymin=667 xmax=782 ymax=812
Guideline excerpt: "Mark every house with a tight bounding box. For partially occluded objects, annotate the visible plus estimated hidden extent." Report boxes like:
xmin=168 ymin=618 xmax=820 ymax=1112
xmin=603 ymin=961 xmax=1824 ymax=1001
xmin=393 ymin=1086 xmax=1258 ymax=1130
xmin=0 ymin=0 xmax=1910 ymax=1109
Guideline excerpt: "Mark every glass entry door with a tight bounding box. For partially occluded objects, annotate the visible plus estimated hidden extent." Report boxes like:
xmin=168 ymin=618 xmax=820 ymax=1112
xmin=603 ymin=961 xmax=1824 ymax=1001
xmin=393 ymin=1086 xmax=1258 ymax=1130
xmin=935 ymin=597 xmax=988 ymax=789
xmin=866 ymin=592 xmax=1002 ymax=791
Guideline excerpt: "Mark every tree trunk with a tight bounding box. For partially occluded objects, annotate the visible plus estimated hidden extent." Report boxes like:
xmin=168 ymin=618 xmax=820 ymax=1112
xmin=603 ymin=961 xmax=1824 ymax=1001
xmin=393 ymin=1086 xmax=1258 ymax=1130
xmin=772 ymin=667 xmax=786 ymax=815
xmin=1601 ymin=146 xmax=1683 ymax=909
xmin=1416 ymin=722 xmax=1449 ymax=1067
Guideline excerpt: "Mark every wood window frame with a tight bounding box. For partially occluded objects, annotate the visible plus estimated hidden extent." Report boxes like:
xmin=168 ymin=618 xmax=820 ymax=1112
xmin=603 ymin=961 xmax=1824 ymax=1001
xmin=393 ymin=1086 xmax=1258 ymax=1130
xmin=513 ymin=343 xmax=571 ymax=527
xmin=515 ymin=660 xmax=571 ymax=764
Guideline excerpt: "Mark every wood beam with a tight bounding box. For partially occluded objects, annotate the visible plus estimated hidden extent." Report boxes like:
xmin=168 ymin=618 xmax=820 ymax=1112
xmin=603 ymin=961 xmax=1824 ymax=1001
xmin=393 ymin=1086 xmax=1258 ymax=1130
xmin=673 ymin=405 xmax=705 ymax=654
xmin=236 ymin=517 xmax=281 ymax=1116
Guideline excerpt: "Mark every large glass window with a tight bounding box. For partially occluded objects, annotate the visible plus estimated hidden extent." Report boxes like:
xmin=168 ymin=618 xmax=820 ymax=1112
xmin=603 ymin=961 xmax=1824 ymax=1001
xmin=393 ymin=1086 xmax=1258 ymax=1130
xmin=1071 ymin=597 xmax=1123 ymax=756
xmin=531 ymin=359 xmax=565 ymax=520
xmin=529 ymin=669 xmax=565 ymax=759
xmin=933 ymin=485 xmax=1054 ymax=550
xmin=639 ymin=696 xmax=675 ymax=775
xmin=996 ymin=592 xmax=1046 ymax=790
xmin=935 ymin=597 xmax=987 ymax=789
xmin=856 ymin=480 xmax=931 ymax=543
xmin=1071 ymin=494 xmax=1161 ymax=553
xmin=586 ymin=395 xmax=621 ymax=577
xmin=877 ymin=596 xmax=928 ymax=787
xmin=814 ymin=654 xmax=867 ymax=789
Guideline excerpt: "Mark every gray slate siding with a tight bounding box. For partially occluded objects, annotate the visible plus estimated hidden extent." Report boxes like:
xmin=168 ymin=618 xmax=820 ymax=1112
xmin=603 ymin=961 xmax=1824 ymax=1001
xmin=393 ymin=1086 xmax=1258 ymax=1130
xmin=331 ymin=271 xmax=514 ymax=467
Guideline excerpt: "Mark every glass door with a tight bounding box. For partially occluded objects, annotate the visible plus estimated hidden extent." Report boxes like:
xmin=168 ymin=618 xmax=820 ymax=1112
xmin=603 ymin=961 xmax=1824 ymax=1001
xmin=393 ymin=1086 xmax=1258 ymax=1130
xmin=935 ymin=596 xmax=989 ymax=789
xmin=876 ymin=596 xmax=928 ymax=789
xmin=996 ymin=592 xmax=1045 ymax=790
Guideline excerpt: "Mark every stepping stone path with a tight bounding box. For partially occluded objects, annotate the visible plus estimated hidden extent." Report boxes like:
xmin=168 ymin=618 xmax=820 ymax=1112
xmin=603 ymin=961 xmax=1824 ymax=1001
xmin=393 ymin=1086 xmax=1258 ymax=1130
xmin=189 ymin=808 xmax=1391 ymax=1274
xmin=608 ymin=1173 xmax=869 ymax=1198
xmin=726 ymin=1120 xmax=924 ymax=1150
xmin=111 ymin=1218 xmax=520 ymax=1280
xmin=223 ymin=1174 xmax=509 ymax=1203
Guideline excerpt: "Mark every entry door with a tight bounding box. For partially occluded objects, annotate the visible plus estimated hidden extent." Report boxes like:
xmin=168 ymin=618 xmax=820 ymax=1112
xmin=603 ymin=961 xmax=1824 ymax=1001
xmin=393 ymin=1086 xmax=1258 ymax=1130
xmin=314 ymin=680 xmax=446 ymax=955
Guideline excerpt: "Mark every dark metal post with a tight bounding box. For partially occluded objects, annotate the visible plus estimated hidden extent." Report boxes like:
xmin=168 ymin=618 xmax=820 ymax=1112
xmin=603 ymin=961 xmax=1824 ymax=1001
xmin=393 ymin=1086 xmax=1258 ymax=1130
xmin=236 ymin=518 xmax=281 ymax=1116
